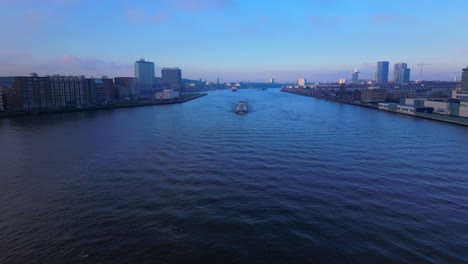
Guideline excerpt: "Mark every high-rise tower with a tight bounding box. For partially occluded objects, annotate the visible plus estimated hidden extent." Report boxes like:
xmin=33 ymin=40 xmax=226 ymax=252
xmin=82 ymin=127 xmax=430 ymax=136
xmin=375 ymin=61 xmax=389 ymax=83
xmin=134 ymin=59 xmax=155 ymax=86
xmin=394 ymin=63 xmax=411 ymax=83
xmin=462 ymin=67 xmax=468 ymax=89
xmin=352 ymin=68 xmax=360 ymax=83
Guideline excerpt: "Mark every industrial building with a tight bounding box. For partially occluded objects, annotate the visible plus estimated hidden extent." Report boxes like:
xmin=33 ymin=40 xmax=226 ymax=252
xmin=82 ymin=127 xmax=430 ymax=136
xmin=361 ymin=87 xmax=387 ymax=102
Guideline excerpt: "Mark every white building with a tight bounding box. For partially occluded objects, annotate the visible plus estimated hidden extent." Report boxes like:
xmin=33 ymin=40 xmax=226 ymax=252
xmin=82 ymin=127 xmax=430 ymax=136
xmin=401 ymin=98 xmax=451 ymax=115
xmin=423 ymin=100 xmax=451 ymax=115
xmin=452 ymin=87 xmax=468 ymax=100
xmin=155 ymin=89 xmax=180 ymax=100
xmin=396 ymin=105 xmax=416 ymax=115
xmin=378 ymin=102 xmax=397 ymax=111
xmin=459 ymin=102 xmax=468 ymax=117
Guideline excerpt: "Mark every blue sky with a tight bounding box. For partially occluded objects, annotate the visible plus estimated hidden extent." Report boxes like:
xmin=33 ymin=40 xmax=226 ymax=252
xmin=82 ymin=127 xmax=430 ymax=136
xmin=0 ymin=0 xmax=467 ymax=82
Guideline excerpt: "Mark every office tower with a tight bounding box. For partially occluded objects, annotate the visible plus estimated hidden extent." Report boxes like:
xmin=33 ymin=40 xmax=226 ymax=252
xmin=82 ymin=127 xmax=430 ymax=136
xmin=134 ymin=59 xmax=155 ymax=86
xmin=352 ymin=68 xmax=360 ymax=83
xmin=375 ymin=61 xmax=389 ymax=83
xmin=161 ymin=68 xmax=182 ymax=86
xmin=394 ymin=63 xmax=411 ymax=84
xmin=404 ymin=68 xmax=411 ymax=83
xmin=462 ymin=67 xmax=468 ymax=89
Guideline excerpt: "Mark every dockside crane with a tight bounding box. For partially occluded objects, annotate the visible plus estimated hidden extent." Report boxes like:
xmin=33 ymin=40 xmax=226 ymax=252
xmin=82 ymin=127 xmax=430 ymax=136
xmin=417 ymin=64 xmax=432 ymax=82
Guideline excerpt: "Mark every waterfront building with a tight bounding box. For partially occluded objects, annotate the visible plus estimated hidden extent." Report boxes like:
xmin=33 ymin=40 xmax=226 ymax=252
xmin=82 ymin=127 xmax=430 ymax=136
xmin=1 ymin=75 xmax=97 ymax=110
xmin=297 ymin=78 xmax=306 ymax=87
xmin=0 ymin=77 xmax=15 ymax=110
xmin=50 ymin=75 xmax=88 ymax=107
xmin=378 ymin=102 xmax=398 ymax=111
xmin=375 ymin=61 xmax=389 ymax=83
xmin=134 ymin=59 xmax=155 ymax=87
xmin=400 ymin=98 xmax=468 ymax=118
xmin=155 ymin=89 xmax=180 ymax=100
xmin=394 ymin=63 xmax=411 ymax=83
xmin=458 ymin=102 xmax=468 ymax=117
xmin=452 ymin=87 xmax=468 ymax=100
xmin=92 ymin=79 xmax=107 ymax=105
xmin=161 ymin=68 xmax=182 ymax=88
xmin=89 ymin=76 xmax=115 ymax=105
xmin=268 ymin=78 xmax=275 ymax=83
xmin=361 ymin=87 xmax=387 ymax=102
xmin=0 ymin=88 xmax=4 ymax=111
xmin=452 ymin=67 xmax=468 ymax=101
xmin=352 ymin=68 xmax=360 ymax=84
xmin=396 ymin=104 xmax=434 ymax=115
xmin=115 ymin=77 xmax=139 ymax=100
xmin=16 ymin=76 xmax=54 ymax=109
xmin=402 ymin=98 xmax=451 ymax=115
xmin=101 ymin=76 xmax=116 ymax=103
xmin=4 ymin=88 xmax=20 ymax=110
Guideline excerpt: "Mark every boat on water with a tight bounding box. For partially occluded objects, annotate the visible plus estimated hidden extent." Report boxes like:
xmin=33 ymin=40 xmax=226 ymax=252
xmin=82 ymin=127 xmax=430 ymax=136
xmin=231 ymin=87 xmax=238 ymax=92
xmin=235 ymin=101 xmax=248 ymax=114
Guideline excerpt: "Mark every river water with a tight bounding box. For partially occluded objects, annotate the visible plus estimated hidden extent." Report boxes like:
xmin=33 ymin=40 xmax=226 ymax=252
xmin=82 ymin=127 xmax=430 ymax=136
xmin=1 ymin=89 xmax=467 ymax=263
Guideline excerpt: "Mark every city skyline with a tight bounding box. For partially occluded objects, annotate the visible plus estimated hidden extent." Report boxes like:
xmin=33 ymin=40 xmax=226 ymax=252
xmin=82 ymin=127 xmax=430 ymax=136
xmin=1 ymin=0 xmax=467 ymax=82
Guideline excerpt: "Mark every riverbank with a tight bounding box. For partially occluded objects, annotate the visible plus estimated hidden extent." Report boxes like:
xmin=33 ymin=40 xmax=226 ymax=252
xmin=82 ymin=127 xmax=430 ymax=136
xmin=282 ymin=88 xmax=468 ymax=127
xmin=0 ymin=93 xmax=207 ymax=118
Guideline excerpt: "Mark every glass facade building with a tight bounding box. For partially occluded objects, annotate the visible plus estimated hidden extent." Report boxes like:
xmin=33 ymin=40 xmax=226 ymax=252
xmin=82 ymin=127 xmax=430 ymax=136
xmin=375 ymin=61 xmax=389 ymax=83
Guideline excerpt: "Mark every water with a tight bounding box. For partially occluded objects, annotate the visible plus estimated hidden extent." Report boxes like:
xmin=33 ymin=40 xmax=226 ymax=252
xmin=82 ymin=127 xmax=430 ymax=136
xmin=1 ymin=89 xmax=467 ymax=263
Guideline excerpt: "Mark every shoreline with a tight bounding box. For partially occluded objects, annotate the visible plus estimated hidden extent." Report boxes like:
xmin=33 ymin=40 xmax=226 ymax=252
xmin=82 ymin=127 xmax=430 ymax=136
xmin=0 ymin=93 xmax=207 ymax=118
xmin=281 ymin=88 xmax=468 ymax=127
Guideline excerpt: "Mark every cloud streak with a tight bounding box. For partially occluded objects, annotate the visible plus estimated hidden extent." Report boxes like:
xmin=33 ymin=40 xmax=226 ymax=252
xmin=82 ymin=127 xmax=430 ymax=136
xmin=370 ymin=13 xmax=419 ymax=25
xmin=0 ymin=53 xmax=133 ymax=77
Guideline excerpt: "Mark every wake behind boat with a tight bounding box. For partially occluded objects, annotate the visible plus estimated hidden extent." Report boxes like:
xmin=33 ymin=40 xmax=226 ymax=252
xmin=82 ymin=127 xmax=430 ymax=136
xmin=235 ymin=101 xmax=248 ymax=114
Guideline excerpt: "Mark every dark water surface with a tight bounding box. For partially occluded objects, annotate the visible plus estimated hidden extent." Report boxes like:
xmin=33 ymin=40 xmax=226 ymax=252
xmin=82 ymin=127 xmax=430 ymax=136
xmin=1 ymin=89 xmax=467 ymax=263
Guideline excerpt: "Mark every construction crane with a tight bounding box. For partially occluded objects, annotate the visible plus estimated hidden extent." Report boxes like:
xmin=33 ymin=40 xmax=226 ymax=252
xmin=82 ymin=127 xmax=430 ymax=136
xmin=417 ymin=64 xmax=432 ymax=82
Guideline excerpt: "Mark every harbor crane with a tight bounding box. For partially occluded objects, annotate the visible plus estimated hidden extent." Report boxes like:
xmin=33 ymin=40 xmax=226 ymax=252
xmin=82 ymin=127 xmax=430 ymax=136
xmin=417 ymin=64 xmax=432 ymax=82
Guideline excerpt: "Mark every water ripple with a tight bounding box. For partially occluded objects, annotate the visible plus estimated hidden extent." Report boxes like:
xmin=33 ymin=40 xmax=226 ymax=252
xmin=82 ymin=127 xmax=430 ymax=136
xmin=1 ymin=89 xmax=467 ymax=263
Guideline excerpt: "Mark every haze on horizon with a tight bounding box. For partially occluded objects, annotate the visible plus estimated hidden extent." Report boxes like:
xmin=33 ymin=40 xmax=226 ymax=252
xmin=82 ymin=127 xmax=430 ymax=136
xmin=1 ymin=0 xmax=467 ymax=82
